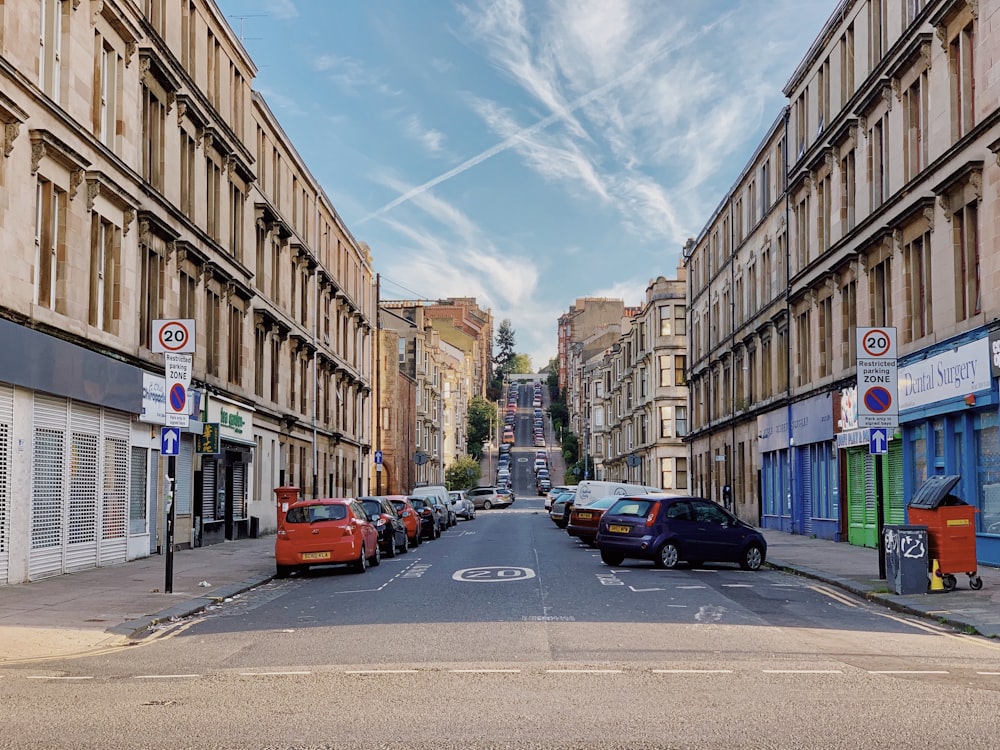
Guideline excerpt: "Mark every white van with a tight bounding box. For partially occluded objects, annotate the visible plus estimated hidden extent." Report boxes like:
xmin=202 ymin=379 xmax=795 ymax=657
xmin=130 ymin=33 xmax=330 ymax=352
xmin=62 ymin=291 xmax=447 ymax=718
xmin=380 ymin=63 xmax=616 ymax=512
xmin=573 ymin=480 xmax=664 ymax=507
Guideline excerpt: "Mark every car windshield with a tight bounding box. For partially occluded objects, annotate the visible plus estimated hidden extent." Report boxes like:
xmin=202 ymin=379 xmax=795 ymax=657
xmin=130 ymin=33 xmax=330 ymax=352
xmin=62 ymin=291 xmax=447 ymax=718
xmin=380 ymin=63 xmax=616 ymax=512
xmin=285 ymin=504 xmax=348 ymax=524
xmin=608 ymin=499 xmax=656 ymax=517
xmin=360 ymin=500 xmax=382 ymax=516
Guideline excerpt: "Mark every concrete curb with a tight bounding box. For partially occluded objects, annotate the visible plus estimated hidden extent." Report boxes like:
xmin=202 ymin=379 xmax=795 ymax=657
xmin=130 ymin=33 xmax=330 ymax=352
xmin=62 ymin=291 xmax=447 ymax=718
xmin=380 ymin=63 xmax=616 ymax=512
xmin=111 ymin=573 xmax=274 ymax=638
xmin=766 ymin=558 xmax=987 ymax=637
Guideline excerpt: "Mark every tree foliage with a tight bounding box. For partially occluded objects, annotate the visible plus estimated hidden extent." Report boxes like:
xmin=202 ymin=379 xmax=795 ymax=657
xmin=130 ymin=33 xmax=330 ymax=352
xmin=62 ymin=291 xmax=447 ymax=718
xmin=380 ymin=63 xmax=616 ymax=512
xmin=494 ymin=319 xmax=516 ymax=375
xmin=465 ymin=396 xmax=496 ymax=459
xmin=509 ymin=353 xmax=533 ymax=374
xmin=445 ymin=455 xmax=481 ymax=491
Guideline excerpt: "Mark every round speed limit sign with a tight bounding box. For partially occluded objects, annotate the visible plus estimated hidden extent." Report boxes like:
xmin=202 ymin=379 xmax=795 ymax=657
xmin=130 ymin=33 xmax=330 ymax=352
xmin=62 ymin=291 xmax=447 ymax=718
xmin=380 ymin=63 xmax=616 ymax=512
xmin=152 ymin=319 xmax=196 ymax=354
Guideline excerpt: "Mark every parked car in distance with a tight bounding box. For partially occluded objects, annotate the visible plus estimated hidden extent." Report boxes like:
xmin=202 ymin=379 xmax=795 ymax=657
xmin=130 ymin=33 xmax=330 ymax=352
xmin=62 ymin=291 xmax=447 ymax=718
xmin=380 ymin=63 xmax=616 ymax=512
xmin=467 ymin=486 xmax=503 ymax=510
xmin=596 ymin=495 xmax=766 ymax=570
xmin=408 ymin=496 xmax=441 ymax=539
xmin=358 ymin=496 xmax=409 ymax=558
xmin=549 ymin=489 xmax=578 ymax=527
xmin=449 ymin=490 xmax=476 ymax=520
xmin=546 ymin=486 xmax=571 ymax=510
xmin=567 ymin=495 xmax=618 ymax=546
xmin=275 ymin=498 xmax=380 ymax=577
xmin=387 ymin=496 xmax=422 ymax=548
xmin=496 ymin=487 xmax=515 ymax=507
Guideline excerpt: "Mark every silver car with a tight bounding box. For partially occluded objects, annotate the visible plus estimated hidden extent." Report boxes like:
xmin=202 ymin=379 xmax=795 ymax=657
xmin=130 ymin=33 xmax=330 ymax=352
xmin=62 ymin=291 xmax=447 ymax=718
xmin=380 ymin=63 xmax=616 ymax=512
xmin=467 ymin=486 xmax=503 ymax=510
xmin=449 ymin=490 xmax=476 ymax=520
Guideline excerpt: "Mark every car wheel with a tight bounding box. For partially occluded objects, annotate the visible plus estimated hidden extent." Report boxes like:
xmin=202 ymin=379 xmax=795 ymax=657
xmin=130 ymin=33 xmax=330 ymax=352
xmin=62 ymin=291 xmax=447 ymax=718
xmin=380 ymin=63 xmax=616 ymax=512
xmin=483 ymin=500 xmax=492 ymax=510
xmin=353 ymin=544 xmax=368 ymax=573
xmin=740 ymin=544 xmax=765 ymax=571
xmin=275 ymin=564 xmax=293 ymax=579
xmin=600 ymin=550 xmax=625 ymax=566
xmin=384 ymin=536 xmax=396 ymax=558
xmin=412 ymin=532 xmax=422 ymax=547
xmin=434 ymin=524 xmax=441 ymax=539
xmin=399 ymin=534 xmax=409 ymax=554
xmin=654 ymin=542 xmax=680 ymax=569
xmin=369 ymin=542 xmax=381 ymax=567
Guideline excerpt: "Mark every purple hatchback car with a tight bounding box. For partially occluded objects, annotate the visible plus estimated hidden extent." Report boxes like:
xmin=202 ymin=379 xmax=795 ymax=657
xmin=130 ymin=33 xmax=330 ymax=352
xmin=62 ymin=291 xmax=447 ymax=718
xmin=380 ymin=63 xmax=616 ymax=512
xmin=596 ymin=495 xmax=766 ymax=570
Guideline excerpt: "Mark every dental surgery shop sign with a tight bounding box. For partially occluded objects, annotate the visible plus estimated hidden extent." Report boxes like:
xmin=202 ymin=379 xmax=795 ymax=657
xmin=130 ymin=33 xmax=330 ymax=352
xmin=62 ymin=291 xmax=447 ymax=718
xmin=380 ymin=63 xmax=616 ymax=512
xmin=898 ymin=337 xmax=990 ymax=412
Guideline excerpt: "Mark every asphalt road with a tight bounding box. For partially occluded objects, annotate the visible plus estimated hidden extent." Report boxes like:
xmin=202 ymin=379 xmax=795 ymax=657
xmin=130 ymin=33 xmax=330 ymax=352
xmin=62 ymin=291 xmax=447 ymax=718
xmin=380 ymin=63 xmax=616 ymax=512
xmin=2 ymin=498 xmax=1000 ymax=749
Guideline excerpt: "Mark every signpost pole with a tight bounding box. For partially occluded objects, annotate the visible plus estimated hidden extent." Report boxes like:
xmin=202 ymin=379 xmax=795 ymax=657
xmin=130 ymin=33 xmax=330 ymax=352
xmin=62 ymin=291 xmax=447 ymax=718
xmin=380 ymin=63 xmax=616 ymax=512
xmin=165 ymin=457 xmax=176 ymax=593
xmin=876 ymin=455 xmax=886 ymax=580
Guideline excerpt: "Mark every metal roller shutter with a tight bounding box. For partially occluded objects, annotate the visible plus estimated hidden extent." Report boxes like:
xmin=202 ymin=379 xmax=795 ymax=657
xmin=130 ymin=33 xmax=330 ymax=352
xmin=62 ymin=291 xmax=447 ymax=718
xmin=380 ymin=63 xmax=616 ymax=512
xmin=798 ymin=449 xmax=813 ymax=535
xmin=233 ymin=462 xmax=247 ymax=519
xmin=66 ymin=404 xmax=101 ymax=573
xmin=99 ymin=410 xmax=129 ymax=566
xmin=31 ymin=394 xmax=68 ymax=579
xmin=201 ymin=458 xmax=217 ymax=523
xmin=0 ymin=384 xmax=12 ymax=584
xmin=175 ymin=438 xmax=193 ymax=516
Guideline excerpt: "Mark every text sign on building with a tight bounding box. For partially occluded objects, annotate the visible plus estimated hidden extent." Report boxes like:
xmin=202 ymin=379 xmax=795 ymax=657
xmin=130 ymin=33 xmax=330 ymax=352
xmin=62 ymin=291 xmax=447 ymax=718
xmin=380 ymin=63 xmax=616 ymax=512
xmin=164 ymin=352 xmax=192 ymax=427
xmin=152 ymin=319 xmax=196 ymax=354
xmin=856 ymin=327 xmax=898 ymax=428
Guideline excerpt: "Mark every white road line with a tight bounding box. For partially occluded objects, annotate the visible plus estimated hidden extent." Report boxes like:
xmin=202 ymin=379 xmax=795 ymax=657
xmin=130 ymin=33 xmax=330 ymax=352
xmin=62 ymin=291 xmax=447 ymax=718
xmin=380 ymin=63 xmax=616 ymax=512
xmin=762 ymin=670 xmax=843 ymax=674
xmin=133 ymin=674 xmax=202 ymax=679
xmin=450 ymin=669 xmax=522 ymax=674
xmin=545 ymin=669 xmax=623 ymax=674
xmin=867 ymin=670 xmax=949 ymax=675
xmin=677 ymin=585 xmax=707 ymax=590
xmin=976 ymin=671 xmax=1000 ymax=675
xmin=345 ymin=669 xmax=419 ymax=674
xmin=721 ymin=584 xmax=753 ymax=588
xmin=239 ymin=671 xmax=311 ymax=676
xmin=26 ymin=675 xmax=93 ymax=680
xmin=652 ymin=669 xmax=732 ymax=674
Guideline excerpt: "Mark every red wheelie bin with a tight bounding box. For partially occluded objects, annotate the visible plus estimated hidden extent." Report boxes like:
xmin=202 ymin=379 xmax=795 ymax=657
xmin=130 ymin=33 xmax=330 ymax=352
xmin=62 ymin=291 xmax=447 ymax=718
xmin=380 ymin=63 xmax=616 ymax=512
xmin=907 ymin=475 xmax=983 ymax=591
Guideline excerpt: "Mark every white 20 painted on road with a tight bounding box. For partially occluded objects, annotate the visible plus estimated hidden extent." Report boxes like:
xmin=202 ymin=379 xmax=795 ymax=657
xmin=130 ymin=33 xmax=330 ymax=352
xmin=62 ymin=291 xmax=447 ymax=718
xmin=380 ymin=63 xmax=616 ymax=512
xmin=452 ymin=567 xmax=536 ymax=582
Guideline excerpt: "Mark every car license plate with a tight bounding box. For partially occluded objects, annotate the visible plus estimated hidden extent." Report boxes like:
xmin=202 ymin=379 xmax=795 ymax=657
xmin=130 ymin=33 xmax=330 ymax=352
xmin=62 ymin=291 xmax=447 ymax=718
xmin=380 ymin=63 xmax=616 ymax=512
xmin=301 ymin=551 xmax=331 ymax=560
xmin=578 ymin=512 xmax=593 ymax=519
xmin=608 ymin=524 xmax=630 ymax=534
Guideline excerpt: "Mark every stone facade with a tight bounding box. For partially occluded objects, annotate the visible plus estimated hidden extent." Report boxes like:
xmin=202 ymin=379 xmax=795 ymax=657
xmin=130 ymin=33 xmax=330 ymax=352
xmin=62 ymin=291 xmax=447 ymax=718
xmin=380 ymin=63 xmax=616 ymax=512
xmin=0 ymin=0 xmax=373 ymax=585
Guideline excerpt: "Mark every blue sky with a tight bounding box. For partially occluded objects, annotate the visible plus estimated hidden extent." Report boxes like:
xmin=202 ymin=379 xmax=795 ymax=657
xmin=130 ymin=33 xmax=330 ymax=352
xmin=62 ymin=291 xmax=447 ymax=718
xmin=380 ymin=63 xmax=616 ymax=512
xmin=216 ymin=0 xmax=835 ymax=368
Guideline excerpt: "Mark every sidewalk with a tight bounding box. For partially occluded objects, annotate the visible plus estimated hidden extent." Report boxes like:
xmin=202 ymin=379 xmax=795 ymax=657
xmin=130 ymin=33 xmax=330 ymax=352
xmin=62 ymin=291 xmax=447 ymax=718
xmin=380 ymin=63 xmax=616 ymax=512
xmin=0 ymin=537 xmax=276 ymax=663
xmin=1 ymin=530 xmax=998 ymax=664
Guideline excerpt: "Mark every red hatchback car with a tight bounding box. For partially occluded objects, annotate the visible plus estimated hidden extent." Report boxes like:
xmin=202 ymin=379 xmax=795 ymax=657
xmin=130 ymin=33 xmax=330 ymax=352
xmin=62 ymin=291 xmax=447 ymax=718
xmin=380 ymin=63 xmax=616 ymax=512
xmin=275 ymin=498 xmax=380 ymax=578
xmin=566 ymin=495 xmax=618 ymax=546
xmin=387 ymin=495 xmax=423 ymax=548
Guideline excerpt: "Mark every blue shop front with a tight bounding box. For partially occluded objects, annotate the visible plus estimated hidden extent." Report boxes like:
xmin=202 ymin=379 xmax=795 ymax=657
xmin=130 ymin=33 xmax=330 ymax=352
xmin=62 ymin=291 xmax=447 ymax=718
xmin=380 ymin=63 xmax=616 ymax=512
xmin=899 ymin=330 xmax=1000 ymax=566
xmin=759 ymin=392 xmax=839 ymax=539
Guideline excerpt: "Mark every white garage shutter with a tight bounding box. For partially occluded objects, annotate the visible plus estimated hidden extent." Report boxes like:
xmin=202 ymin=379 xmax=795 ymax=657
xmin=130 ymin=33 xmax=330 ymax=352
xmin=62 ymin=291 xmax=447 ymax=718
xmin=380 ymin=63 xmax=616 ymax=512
xmin=30 ymin=394 xmax=68 ymax=579
xmin=99 ymin=411 xmax=129 ymax=566
xmin=0 ymin=384 xmax=12 ymax=584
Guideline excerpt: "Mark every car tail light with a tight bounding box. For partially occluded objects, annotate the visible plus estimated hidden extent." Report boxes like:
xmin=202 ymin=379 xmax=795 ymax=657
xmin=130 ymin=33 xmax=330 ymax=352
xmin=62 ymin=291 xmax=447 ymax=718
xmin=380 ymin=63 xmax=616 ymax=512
xmin=645 ymin=504 xmax=660 ymax=526
xmin=342 ymin=525 xmax=355 ymax=536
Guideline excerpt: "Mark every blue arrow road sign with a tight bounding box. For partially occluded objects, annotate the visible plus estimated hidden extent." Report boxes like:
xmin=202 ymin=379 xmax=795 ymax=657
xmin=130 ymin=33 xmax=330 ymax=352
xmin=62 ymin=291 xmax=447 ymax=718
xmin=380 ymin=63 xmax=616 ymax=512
xmin=374 ymin=449 xmax=383 ymax=465
xmin=869 ymin=428 xmax=888 ymax=455
xmin=161 ymin=426 xmax=180 ymax=456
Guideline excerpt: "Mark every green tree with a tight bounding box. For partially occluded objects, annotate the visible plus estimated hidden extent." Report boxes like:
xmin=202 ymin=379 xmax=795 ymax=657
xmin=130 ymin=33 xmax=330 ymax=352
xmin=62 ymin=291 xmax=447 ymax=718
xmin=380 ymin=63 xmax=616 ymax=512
xmin=509 ymin=353 xmax=533 ymax=374
xmin=494 ymin=319 xmax=516 ymax=376
xmin=445 ymin=455 xmax=481 ymax=491
xmin=466 ymin=396 xmax=496 ymax=459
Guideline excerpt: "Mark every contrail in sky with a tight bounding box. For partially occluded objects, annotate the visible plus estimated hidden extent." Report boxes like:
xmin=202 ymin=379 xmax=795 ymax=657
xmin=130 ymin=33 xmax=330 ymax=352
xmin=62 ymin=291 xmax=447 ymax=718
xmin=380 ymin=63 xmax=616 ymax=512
xmin=356 ymin=11 xmax=731 ymax=226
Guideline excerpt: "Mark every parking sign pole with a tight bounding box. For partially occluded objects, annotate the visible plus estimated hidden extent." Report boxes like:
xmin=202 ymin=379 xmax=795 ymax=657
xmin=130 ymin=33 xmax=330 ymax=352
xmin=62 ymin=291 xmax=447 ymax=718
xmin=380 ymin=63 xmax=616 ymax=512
xmin=876 ymin=455 xmax=886 ymax=580
xmin=165 ymin=457 xmax=176 ymax=593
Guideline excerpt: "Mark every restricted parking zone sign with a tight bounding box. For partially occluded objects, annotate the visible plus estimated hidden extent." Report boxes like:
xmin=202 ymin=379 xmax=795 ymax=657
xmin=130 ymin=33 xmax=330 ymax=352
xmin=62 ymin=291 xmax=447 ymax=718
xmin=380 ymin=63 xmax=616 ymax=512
xmin=856 ymin=327 xmax=898 ymax=428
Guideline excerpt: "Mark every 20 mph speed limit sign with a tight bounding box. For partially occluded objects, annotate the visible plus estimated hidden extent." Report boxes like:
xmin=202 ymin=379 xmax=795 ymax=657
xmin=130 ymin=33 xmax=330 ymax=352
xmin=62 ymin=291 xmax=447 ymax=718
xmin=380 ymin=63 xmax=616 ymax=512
xmin=152 ymin=319 xmax=196 ymax=354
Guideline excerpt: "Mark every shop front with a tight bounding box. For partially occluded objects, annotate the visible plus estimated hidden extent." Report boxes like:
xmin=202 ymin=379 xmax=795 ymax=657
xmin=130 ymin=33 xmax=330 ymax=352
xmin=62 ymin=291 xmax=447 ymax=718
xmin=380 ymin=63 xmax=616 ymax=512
xmin=759 ymin=393 xmax=838 ymax=538
xmin=835 ymin=385 xmax=904 ymax=548
xmin=899 ymin=331 xmax=1000 ymax=566
xmin=196 ymin=394 xmax=255 ymax=545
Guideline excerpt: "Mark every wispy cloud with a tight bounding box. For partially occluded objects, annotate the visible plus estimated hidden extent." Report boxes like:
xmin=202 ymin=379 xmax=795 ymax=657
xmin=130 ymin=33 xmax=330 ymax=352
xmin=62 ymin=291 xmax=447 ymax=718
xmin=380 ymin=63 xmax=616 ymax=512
xmin=264 ymin=0 xmax=298 ymax=21
xmin=404 ymin=115 xmax=446 ymax=156
xmin=312 ymin=54 xmax=399 ymax=96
